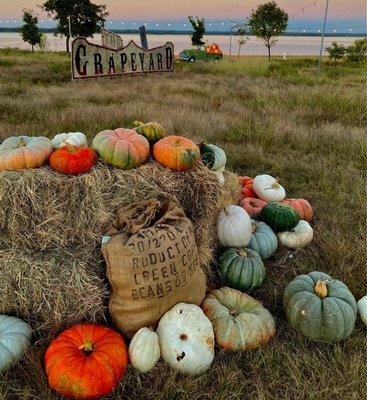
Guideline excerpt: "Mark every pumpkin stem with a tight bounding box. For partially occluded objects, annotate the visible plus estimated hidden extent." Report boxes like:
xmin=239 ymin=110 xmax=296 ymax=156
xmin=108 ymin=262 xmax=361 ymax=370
xmin=315 ymin=280 xmax=328 ymax=298
xmin=251 ymin=223 xmax=257 ymax=233
xmin=264 ymin=180 xmax=281 ymax=191
xmin=65 ymin=142 xmax=77 ymax=153
xmin=79 ymin=339 xmax=94 ymax=354
xmin=134 ymin=121 xmax=144 ymax=127
xmin=230 ymin=309 xmax=239 ymax=317
xmin=238 ymin=249 xmax=248 ymax=257
xmin=18 ymin=137 xmax=26 ymax=147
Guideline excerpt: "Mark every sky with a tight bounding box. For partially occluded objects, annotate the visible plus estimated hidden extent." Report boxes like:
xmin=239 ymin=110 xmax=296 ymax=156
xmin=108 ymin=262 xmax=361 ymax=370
xmin=1 ymin=0 xmax=366 ymax=20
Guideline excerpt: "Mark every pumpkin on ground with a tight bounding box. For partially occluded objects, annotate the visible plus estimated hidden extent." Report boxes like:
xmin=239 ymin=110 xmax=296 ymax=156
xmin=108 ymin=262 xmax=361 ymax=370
xmin=129 ymin=327 xmax=160 ymax=373
xmin=44 ymin=324 xmax=128 ymax=399
xmin=253 ymin=174 xmax=286 ymax=202
xmin=217 ymin=205 xmax=252 ymax=248
xmin=50 ymin=143 xmax=97 ymax=175
xmin=278 ymin=220 xmax=313 ymax=249
xmin=240 ymin=197 xmax=267 ymax=218
xmin=282 ymin=198 xmax=313 ymax=222
xmin=239 ymin=176 xmax=257 ymax=199
xmin=283 ymin=271 xmax=357 ymax=343
xmin=259 ymin=202 xmax=299 ymax=233
xmin=248 ymin=220 xmax=278 ymax=260
xmin=92 ymin=128 xmax=150 ymax=169
xmin=202 ymin=287 xmax=276 ymax=352
xmin=0 ymin=315 xmax=32 ymax=373
xmin=0 ymin=136 xmax=52 ymax=170
xmin=157 ymin=303 xmax=214 ymax=375
xmin=153 ymin=135 xmax=200 ymax=171
xmin=134 ymin=121 xmax=166 ymax=143
xmin=200 ymin=143 xmax=227 ymax=171
xmin=51 ymin=132 xmax=88 ymax=149
xmin=218 ymin=248 xmax=265 ymax=293
xmin=357 ymin=296 xmax=367 ymax=326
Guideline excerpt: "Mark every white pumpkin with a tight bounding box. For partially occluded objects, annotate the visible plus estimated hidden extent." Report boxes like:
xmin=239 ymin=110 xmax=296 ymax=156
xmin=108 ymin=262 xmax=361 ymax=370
xmin=157 ymin=303 xmax=214 ymax=375
xmin=278 ymin=220 xmax=313 ymax=249
xmin=357 ymin=296 xmax=367 ymax=326
xmin=129 ymin=327 xmax=160 ymax=373
xmin=217 ymin=205 xmax=252 ymax=248
xmin=51 ymin=132 xmax=88 ymax=149
xmin=253 ymin=174 xmax=286 ymax=202
xmin=0 ymin=315 xmax=32 ymax=373
xmin=213 ymin=166 xmax=225 ymax=186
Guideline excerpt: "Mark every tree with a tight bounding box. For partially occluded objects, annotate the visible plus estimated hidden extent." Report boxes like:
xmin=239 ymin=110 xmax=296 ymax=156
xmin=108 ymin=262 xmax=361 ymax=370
xmin=188 ymin=16 xmax=205 ymax=48
xmin=346 ymin=38 xmax=367 ymax=62
xmin=248 ymin=1 xmax=288 ymax=60
xmin=236 ymin=24 xmax=249 ymax=59
xmin=325 ymin=41 xmax=346 ymax=63
xmin=43 ymin=0 xmax=108 ymax=53
xmin=20 ymin=9 xmax=42 ymax=52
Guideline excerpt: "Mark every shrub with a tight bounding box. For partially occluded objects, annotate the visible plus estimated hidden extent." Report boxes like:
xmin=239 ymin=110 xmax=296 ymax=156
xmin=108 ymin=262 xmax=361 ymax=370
xmin=326 ymin=41 xmax=346 ymax=63
xmin=346 ymin=38 xmax=367 ymax=62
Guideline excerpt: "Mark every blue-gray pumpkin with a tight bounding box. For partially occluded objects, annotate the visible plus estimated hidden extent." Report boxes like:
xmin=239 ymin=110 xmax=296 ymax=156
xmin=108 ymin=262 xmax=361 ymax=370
xmin=248 ymin=220 xmax=278 ymax=260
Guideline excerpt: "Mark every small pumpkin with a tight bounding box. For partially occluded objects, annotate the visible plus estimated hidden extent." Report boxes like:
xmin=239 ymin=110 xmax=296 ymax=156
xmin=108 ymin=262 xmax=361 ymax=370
xmin=278 ymin=220 xmax=313 ymax=249
xmin=248 ymin=220 xmax=278 ymax=260
xmin=45 ymin=324 xmax=128 ymax=399
xmin=218 ymin=248 xmax=265 ymax=293
xmin=283 ymin=271 xmax=357 ymax=343
xmin=52 ymin=132 xmax=88 ymax=149
xmin=282 ymin=198 xmax=313 ymax=222
xmin=134 ymin=121 xmax=166 ymax=143
xmin=217 ymin=205 xmax=252 ymax=248
xmin=50 ymin=143 xmax=97 ymax=175
xmin=129 ymin=327 xmax=160 ymax=373
xmin=259 ymin=202 xmax=299 ymax=233
xmin=239 ymin=176 xmax=257 ymax=199
xmin=357 ymin=296 xmax=367 ymax=326
xmin=0 ymin=136 xmax=52 ymax=170
xmin=157 ymin=303 xmax=214 ymax=375
xmin=253 ymin=174 xmax=286 ymax=202
xmin=93 ymin=128 xmax=150 ymax=169
xmin=0 ymin=315 xmax=32 ymax=373
xmin=153 ymin=135 xmax=200 ymax=171
xmin=240 ymin=197 xmax=267 ymax=218
xmin=200 ymin=143 xmax=227 ymax=171
xmin=202 ymin=287 xmax=276 ymax=352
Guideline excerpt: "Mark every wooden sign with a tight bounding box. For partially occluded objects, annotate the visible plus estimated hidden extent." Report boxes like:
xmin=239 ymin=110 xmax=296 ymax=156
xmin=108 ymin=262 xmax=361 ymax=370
xmin=72 ymin=37 xmax=174 ymax=80
xmin=101 ymin=29 xmax=123 ymax=49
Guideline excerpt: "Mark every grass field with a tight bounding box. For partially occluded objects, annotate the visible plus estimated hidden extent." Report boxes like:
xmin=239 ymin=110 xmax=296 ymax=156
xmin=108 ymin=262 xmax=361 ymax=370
xmin=0 ymin=49 xmax=366 ymax=400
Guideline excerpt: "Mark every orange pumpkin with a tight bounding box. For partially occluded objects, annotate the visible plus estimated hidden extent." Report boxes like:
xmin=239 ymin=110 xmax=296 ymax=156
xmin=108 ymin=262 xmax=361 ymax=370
xmin=153 ymin=135 xmax=200 ymax=171
xmin=239 ymin=176 xmax=258 ymax=199
xmin=281 ymin=198 xmax=313 ymax=222
xmin=44 ymin=324 xmax=128 ymax=400
xmin=240 ymin=197 xmax=267 ymax=218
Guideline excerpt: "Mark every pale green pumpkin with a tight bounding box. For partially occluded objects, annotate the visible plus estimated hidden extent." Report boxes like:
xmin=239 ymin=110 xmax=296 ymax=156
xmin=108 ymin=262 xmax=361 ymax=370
xmin=248 ymin=220 xmax=278 ymax=260
xmin=200 ymin=144 xmax=227 ymax=171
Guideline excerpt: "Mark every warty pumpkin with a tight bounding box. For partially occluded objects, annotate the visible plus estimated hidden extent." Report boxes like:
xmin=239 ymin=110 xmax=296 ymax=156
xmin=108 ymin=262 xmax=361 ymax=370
xmin=282 ymin=198 xmax=313 ymax=222
xmin=248 ymin=220 xmax=278 ymax=260
xmin=259 ymin=202 xmax=299 ymax=233
xmin=134 ymin=121 xmax=166 ymax=143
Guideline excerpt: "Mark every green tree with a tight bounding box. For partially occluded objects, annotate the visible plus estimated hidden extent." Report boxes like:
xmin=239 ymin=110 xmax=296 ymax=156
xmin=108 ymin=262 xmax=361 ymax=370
xmin=346 ymin=38 xmax=367 ymax=62
xmin=325 ymin=41 xmax=346 ymax=63
xmin=43 ymin=0 xmax=108 ymax=53
xmin=20 ymin=9 xmax=42 ymax=52
xmin=248 ymin=1 xmax=288 ymax=60
xmin=188 ymin=16 xmax=205 ymax=48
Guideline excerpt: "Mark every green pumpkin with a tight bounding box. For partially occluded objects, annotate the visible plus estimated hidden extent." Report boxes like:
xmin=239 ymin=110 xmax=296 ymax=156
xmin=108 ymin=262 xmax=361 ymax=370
xmin=248 ymin=220 xmax=278 ymax=260
xmin=200 ymin=143 xmax=227 ymax=171
xmin=259 ymin=202 xmax=299 ymax=233
xmin=134 ymin=121 xmax=166 ymax=143
xmin=284 ymin=271 xmax=357 ymax=343
xmin=218 ymin=248 xmax=265 ymax=293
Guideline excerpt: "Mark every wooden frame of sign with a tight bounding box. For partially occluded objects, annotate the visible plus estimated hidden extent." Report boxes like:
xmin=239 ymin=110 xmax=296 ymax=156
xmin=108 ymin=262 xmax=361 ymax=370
xmin=71 ymin=37 xmax=174 ymax=80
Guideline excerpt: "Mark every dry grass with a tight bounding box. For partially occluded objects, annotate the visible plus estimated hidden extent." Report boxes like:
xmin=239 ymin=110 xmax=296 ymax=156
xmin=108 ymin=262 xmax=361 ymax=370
xmin=0 ymin=50 xmax=366 ymax=400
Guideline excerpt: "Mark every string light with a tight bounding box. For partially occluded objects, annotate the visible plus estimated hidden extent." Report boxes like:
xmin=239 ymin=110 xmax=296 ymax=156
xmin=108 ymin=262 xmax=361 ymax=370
xmin=291 ymin=0 xmax=322 ymax=18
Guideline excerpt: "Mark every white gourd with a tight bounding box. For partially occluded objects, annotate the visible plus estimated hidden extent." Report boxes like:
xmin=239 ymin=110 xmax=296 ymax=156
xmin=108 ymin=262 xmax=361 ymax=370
xmin=129 ymin=327 xmax=160 ymax=373
xmin=253 ymin=174 xmax=286 ymax=202
xmin=278 ymin=220 xmax=313 ymax=249
xmin=357 ymin=296 xmax=367 ymax=326
xmin=213 ymin=166 xmax=225 ymax=186
xmin=52 ymin=132 xmax=88 ymax=149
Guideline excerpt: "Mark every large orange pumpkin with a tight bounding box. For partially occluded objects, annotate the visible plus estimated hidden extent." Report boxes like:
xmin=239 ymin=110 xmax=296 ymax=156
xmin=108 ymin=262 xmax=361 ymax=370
xmin=281 ymin=198 xmax=313 ymax=222
xmin=153 ymin=135 xmax=200 ymax=171
xmin=44 ymin=324 xmax=128 ymax=400
xmin=239 ymin=176 xmax=258 ymax=199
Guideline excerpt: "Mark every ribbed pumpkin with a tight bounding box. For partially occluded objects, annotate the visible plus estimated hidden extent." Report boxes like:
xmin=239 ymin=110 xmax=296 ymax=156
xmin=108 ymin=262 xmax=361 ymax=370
xmin=278 ymin=220 xmax=313 ymax=249
xmin=259 ymin=202 xmax=299 ymax=233
xmin=200 ymin=143 xmax=227 ymax=171
xmin=50 ymin=143 xmax=97 ymax=175
xmin=282 ymin=198 xmax=313 ymax=222
xmin=0 ymin=136 xmax=52 ymax=170
xmin=129 ymin=327 xmax=160 ymax=373
xmin=202 ymin=287 xmax=276 ymax=352
xmin=284 ymin=271 xmax=357 ymax=343
xmin=248 ymin=220 xmax=278 ymax=260
xmin=134 ymin=121 xmax=166 ymax=143
xmin=51 ymin=132 xmax=88 ymax=149
xmin=92 ymin=128 xmax=150 ymax=169
xmin=240 ymin=197 xmax=267 ymax=218
xmin=239 ymin=176 xmax=257 ymax=199
xmin=218 ymin=248 xmax=265 ymax=293
xmin=44 ymin=324 xmax=128 ymax=399
xmin=253 ymin=174 xmax=286 ymax=202
xmin=153 ymin=135 xmax=200 ymax=171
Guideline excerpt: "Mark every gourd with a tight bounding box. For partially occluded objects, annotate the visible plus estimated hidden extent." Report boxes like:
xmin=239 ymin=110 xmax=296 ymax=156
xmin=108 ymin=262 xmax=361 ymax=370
xmin=218 ymin=248 xmax=265 ymax=293
xmin=157 ymin=303 xmax=214 ymax=375
xmin=357 ymin=296 xmax=367 ymax=326
xmin=239 ymin=176 xmax=257 ymax=199
xmin=202 ymin=287 xmax=276 ymax=352
xmin=248 ymin=220 xmax=278 ymax=260
xmin=0 ymin=315 xmax=32 ymax=373
xmin=51 ymin=132 xmax=88 ymax=149
xmin=129 ymin=327 xmax=160 ymax=373
xmin=259 ymin=202 xmax=299 ymax=233
xmin=282 ymin=198 xmax=313 ymax=222
xmin=92 ymin=128 xmax=150 ymax=169
xmin=0 ymin=136 xmax=52 ymax=170
xmin=49 ymin=143 xmax=97 ymax=175
xmin=44 ymin=324 xmax=128 ymax=399
xmin=239 ymin=197 xmax=267 ymax=218
xmin=217 ymin=205 xmax=252 ymax=248
xmin=153 ymin=135 xmax=200 ymax=171
xmin=200 ymin=143 xmax=227 ymax=171
xmin=134 ymin=121 xmax=166 ymax=143
xmin=253 ymin=174 xmax=286 ymax=202
xmin=278 ymin=220 xmax=313 ymax=249
xmin=283 ymin=271 xmax=357 ymax=342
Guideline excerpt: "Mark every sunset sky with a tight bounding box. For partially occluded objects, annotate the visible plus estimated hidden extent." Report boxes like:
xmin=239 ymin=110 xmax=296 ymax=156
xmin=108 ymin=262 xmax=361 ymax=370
xmin=1 ymin=0 xmax=366 ymax=20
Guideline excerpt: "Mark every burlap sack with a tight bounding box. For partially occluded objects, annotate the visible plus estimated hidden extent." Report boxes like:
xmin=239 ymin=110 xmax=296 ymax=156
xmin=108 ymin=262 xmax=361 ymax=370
xmin=102 ymin=199 xmax=207 ymax=338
